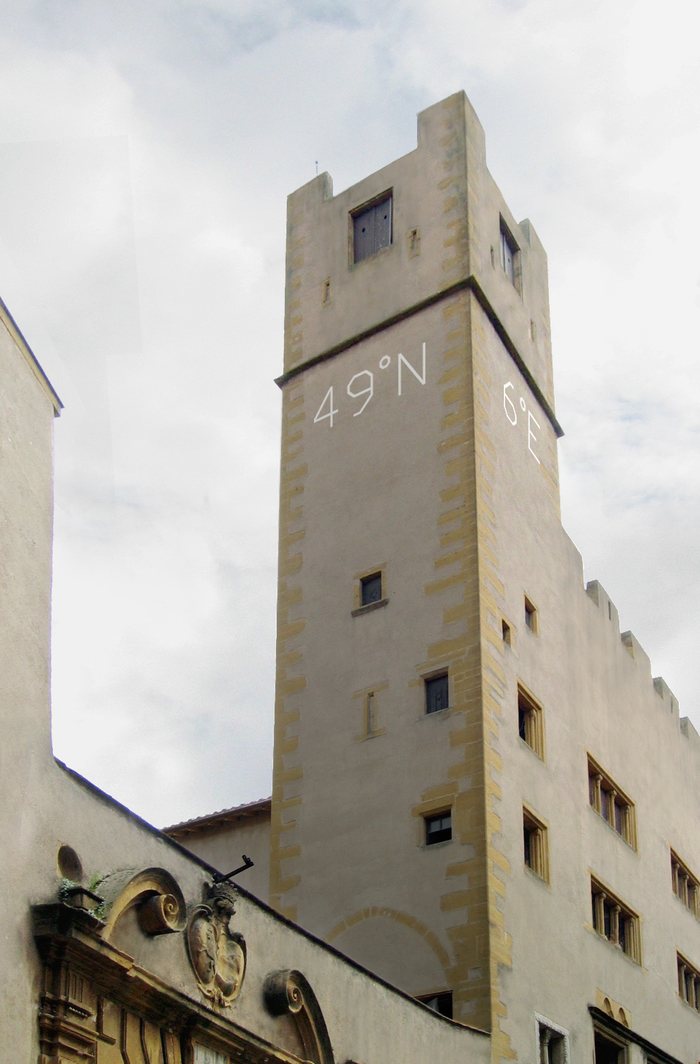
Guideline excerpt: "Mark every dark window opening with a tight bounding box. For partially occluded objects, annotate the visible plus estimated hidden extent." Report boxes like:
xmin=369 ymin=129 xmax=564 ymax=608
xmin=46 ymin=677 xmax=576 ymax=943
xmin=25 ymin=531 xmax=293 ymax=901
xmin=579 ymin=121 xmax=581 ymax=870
xmin=425 ymin=673 xmax=449 ymax=715
xmin=524 ymin=596 xmax=538 ymax=633
xmin=360 ymin=572 xmax=382 ymax=606
xmin=523 ymin=807 xmax=549 ymax=880
xmin=425 ymin=811 xmax=452 ymax=846
xmin=502 ymin=619 xmax=511 ymax=645
xmin=518 ymin=686 xmax=544 ymax=758
xmin=417 ymin=992 xmax=452 ymax=1018
xmin=499 ymin=220 xmax=519 ymax=290
xmin=594 ymin=1033 xmax=624 ymax=1064
xmin=591 ymin=878 xmax=640 ymax=961
xmin=538 ymin=1025 xmax=566 ymax=1064
xmin=353 ymin=193 xmax=393 ymax=263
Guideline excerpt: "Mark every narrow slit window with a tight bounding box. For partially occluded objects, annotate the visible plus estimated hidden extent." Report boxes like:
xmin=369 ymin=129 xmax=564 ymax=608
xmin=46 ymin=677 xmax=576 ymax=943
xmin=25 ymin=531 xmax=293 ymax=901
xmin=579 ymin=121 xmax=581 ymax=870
xmin=502 ymin=619 xmax=511 ymax=645
xmin=500 ymin=219 xmax=520 ymax=291
xmin=524 ymin=596 xmax=538 ymax=633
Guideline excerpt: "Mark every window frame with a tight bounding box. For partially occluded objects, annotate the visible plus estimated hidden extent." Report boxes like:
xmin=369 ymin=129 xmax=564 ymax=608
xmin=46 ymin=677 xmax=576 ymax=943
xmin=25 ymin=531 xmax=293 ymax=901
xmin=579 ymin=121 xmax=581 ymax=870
xmin=518 ymin=684 xmax=545 ymax=760
xmin=425 ymin=672 xmax=450 ymax=715
xmin=499 ymin=217 xmax=521 ymax=293
xmin=590 ymin=875 xmax=642 ymax=964
xmin=424 ymin=810 xmax=452 ymax=847
xmin=535 ymin=1015 xmax=569 ymax=1064
xmin=671 ymin=850 xmax=700 ymax=918
xmin=524 ymin=595 xmax=538 ymax=634
xmin=352 ymin=566 xmax=388 ymax=615
xmin=523 ymin=804 xmax=550 ymax=883
xmin=587 ymin=756 xmax=637 ymax=850
xmin=351 ymin=191 xmax=393 ymax=265
xmin=677 ymin=952 xmax=700 ymax=1011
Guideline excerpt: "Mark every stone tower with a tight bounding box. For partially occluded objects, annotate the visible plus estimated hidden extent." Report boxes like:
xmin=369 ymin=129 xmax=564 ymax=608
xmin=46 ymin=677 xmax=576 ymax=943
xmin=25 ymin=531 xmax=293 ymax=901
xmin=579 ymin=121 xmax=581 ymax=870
xmin=175 ymin=89 xmax=700 ymax=1064
xmin=270 ymin=90 xmax=559 ymax=1043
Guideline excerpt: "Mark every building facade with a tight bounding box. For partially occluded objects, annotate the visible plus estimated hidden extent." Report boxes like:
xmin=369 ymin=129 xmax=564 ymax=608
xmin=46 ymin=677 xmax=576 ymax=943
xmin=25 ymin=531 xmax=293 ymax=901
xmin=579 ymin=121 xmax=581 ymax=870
xmin=0 ymin=296 xmax=489 ymax=1063
xmin=172 ymin=92 xmax=700 ymax=1064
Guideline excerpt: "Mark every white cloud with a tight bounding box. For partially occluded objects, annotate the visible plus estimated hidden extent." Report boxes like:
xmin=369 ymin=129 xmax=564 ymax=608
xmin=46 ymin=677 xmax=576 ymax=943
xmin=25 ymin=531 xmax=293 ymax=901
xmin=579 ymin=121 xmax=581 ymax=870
xmin=1 ymin=0 xmax=699 ymax=824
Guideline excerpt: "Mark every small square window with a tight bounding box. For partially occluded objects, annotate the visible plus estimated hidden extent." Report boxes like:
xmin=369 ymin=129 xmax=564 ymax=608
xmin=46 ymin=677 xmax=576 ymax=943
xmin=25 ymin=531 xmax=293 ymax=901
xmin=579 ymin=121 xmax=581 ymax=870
xmin=416 ymin=991 xmax=452 ymax=1018
xmin=425 ymin=673 xmax=449 ymax=715
xmin=352 ymin=193 xmax=392 ymax=264
xmin=518 ymin=685 xmax=544 ymax=759
xmin=523 ymin=806 xmax=549 ymax=882
xmin=425 ymin=811 xmax=452 ymax=845
xmin=361 ymin=572 xmax=382 ymax=607
xmin=524 ymin=596 xmax=538 ymax=633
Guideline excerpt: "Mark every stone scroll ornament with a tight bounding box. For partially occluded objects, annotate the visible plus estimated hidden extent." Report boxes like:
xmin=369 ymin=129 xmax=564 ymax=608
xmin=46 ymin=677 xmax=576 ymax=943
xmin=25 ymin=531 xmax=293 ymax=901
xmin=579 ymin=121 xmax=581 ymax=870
xmin=263 ymin=970 xmax=334 ymax=1064
xmin=186 ymin=882 xmax=247 ymax=1007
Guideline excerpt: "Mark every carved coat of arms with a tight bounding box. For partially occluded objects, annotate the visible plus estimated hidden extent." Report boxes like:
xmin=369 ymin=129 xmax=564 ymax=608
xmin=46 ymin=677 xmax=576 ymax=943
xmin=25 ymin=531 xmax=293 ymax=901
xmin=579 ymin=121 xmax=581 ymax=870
xmin=186 ymin=883 xmax=246 ymax=1007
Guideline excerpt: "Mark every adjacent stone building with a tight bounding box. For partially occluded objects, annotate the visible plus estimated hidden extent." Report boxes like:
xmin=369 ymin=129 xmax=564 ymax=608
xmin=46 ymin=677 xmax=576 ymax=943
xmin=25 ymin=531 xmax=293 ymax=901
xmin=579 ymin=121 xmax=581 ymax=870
xmin=169 ymin=93 xmax=700 ymax=1064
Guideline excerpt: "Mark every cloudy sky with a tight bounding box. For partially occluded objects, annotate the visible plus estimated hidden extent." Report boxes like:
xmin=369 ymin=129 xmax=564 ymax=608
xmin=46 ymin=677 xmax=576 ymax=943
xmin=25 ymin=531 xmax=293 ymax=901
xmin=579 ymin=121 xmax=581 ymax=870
xmin=2 ymin=0 xmax=698 ymax=828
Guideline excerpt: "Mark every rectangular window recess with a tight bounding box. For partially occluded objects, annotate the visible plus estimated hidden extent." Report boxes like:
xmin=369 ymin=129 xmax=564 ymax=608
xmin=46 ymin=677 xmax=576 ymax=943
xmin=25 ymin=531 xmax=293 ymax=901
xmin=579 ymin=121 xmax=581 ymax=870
xmin=352 ymin=192 xmax=393 ymax=264
xmin=425 ymin=673 xmax=449 ymax=715
xmin=537 ymin=1020 xmax=568 ymax=1064
xmin=360 ymin=571 xmax=382 ymax=607
xmin=593 ymin=1031 xmax=627 ymax=1064
xmin=678 ymin=952 xmax=700 ymax=1011
xmin=502 ymin=618 xmax=512 ymax=645
xmin=590 ymin=876 xmax=641 ymax=964
xmin=587 ymin=757 xmax=637 ymax=850
xmin=416 ymin=991 xmax=452 ymax=1018
xmin=671 ymin=850 xmax=700 ymax=917
xmin=523 ymin=806 xmax=550 ymax=882
xmin=500 ymin=218 xmax=520 ymax=292
xmin=425 ymin=810 xmax=452 ymax=846
xmin=524 ymin=595 xmax=538 ymax=634
xmin=518 ymin=685 xmax=545 ymax=759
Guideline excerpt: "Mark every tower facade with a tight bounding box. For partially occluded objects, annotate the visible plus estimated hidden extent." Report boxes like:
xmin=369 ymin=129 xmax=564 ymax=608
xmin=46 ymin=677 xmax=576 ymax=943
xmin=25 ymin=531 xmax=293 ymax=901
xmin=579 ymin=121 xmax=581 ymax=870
xmin=270 ymin=91 xmax=700 ymax=1064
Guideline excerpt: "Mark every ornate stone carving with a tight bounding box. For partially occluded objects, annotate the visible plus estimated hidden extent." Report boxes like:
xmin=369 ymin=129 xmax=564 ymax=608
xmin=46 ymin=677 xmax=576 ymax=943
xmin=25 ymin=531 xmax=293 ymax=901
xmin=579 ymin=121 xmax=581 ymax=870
xmin=263 ymin=970 xmax=334 ymax=1064
xmin=186 ymin=882 xmax=247 ymax=1007
xmin=99 ymin=867 xmax=187 ymax=940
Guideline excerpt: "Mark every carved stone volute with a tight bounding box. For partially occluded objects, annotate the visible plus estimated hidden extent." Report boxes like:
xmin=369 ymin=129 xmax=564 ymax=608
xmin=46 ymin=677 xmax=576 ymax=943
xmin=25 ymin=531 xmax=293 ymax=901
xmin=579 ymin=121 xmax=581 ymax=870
xmin=263 ymin=970 xmax=334 ymax=1064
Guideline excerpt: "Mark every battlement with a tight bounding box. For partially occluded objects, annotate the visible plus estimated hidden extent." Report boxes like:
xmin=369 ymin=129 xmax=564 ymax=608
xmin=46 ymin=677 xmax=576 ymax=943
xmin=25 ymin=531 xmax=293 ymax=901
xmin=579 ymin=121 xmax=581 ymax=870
xmin=585 ymin=579 xmax=684 ymax=732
